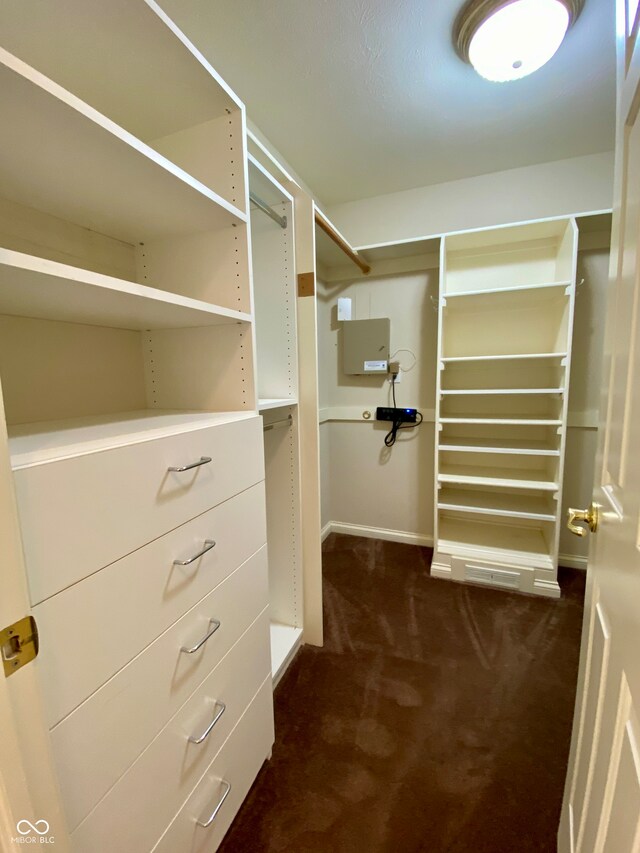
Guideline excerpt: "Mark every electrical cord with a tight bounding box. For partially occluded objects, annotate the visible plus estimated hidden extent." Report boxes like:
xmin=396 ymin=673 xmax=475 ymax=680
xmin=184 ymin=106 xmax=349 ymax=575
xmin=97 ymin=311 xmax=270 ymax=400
xmin=384 ymin=374 xmax=424 ymax=447
xmin=389 ymin=348 xmax=418 ymax=372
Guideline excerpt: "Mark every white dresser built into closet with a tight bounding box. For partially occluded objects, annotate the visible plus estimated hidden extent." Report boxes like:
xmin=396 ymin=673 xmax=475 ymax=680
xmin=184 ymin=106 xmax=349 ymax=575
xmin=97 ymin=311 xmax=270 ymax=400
xmin=0 ymin=1 xmax=274 ymax=850
xmin=432 ymin=218 xmax=578 ymax=597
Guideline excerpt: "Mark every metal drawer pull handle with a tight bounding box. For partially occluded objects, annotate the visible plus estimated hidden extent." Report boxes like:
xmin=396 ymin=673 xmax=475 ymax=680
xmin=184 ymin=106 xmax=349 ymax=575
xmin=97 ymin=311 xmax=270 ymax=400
xmin=173 ymin=540 xmax=216 ymax=566
xmin=189 ymin=701 xmax=226 ymax=744
xmin=168 ymin=456 xmax=212 ymax=473
xmin=180 ymin=619 xmax=220 ymax=654
xmin=197 ymin=780 xmax=231 ymax=828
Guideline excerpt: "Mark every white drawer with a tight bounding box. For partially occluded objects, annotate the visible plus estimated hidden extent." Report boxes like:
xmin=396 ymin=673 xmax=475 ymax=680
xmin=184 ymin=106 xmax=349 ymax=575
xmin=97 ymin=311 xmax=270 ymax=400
xmin=50 ymin=546 xmax=269 ymax=833
xmin=451 ymin=555 xmax=535 ymax=593
xmin=151 ymin=677 xmax=274 ymax=853
xmin=36 ymin=482 xmax=266 ymax=727
xmin=14 ymin=416 xmax=264 ymax=603
xmin=70 ymin=610 xmax=272 ymax=852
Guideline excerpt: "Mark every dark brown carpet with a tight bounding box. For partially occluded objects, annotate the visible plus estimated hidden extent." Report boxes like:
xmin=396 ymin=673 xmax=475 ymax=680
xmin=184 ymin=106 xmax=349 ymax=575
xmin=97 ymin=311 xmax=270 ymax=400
xmin=219 ymin=533 xmax=585 ymax=853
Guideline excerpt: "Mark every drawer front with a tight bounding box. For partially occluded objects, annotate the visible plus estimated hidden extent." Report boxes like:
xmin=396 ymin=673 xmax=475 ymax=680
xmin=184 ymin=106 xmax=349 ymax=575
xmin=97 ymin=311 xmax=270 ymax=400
xmin=14 ymin=416 xmax=264 ymax=603
xmin=150 ymin=677 xmax=274 ymax=853
xmin=51 ymin=546 xmax=269 ymax=832
xmin=450 ymin=555 xmax=535 ymax=593
xmin=70 ymin=610 xmax=272 ymax=851
xmin=36 ymin=482 xmax=266 ymax=727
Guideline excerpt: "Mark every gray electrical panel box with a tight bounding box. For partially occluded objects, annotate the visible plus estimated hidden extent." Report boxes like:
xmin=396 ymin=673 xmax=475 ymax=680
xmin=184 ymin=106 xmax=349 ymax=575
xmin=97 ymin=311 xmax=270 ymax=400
xmin=342 ymin=318 xmax=390 ymax=375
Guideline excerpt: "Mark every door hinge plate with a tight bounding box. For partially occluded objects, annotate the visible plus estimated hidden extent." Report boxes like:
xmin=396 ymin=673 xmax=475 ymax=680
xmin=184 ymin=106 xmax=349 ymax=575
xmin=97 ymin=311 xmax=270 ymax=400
xmin=1 ymin=615 xmax=38 ymax=677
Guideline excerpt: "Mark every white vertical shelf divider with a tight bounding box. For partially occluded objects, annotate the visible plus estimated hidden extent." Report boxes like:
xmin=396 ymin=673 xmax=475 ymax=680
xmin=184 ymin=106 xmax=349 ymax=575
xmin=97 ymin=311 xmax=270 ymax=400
xmin=431 ymin=218 xmax=579 ymax=598
xmin=249 ymin=156 xmax=303 ymax=684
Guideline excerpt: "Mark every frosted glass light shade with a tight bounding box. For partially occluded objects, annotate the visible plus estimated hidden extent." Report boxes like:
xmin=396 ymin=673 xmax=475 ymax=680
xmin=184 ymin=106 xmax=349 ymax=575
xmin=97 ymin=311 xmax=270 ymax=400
xmin=454 ymin=0 xmax=583 ymax=83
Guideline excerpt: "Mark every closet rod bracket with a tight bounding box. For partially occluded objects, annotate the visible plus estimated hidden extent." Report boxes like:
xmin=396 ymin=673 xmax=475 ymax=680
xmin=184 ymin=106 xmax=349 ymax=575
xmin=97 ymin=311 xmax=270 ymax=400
xmin=250 ymin=191 xmax=287 ymax=229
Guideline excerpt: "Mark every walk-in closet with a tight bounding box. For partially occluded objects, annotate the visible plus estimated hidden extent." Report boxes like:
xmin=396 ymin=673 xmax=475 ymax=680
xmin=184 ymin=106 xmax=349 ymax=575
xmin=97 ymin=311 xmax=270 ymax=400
xmin=0 ymin=2 xmax=632 ymax=853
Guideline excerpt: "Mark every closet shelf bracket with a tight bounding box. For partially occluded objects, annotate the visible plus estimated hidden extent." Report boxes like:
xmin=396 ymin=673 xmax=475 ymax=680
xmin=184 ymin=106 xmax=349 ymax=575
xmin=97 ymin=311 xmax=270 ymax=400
xmin=263 ymin=415 xmax=293 ymax=432
xmin=250 ymin=191 xmax=287 ymax=229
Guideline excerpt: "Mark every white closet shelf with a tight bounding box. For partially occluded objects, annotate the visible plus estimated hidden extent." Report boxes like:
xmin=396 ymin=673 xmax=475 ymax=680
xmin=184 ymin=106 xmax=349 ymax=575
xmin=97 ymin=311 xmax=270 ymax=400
xmin=258 ymin=399 xmax=298 ymax=411
xmin=0 ymin=249 xmax=251 ymax=330
xmin=440 ymin=388 xmax=564 ymax=396
xmin=439 ymin=438 xmax=560 ymax=456
xmin=438 ymin=465 xmax=558 ymax=491
xmin=443 ymin=281 xmax=572 ymax=303
xmin=0 ymin=49 xmax=246 ymax=244
xmin=441 ymin=352 xmax=567 ymax=365
xmin=438 ymin=489 xmax=557 ymax=521
xmin=270 ymin=622 xmax=303 ymax=684
xmin=440 ymin=417 xmax=563 ymax=426
xmin=438 ymin=517 xmax=554 ymax=570
xmin=0 ymin=0 xmax=242 ymax=140
xmin=8 ymin=410 xmax=255 ymax=468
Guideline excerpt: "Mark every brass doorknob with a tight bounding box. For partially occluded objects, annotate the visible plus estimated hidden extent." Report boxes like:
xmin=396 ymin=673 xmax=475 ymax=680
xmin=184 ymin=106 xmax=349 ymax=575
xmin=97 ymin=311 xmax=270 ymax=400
xmin=567 ymin=503 xmax=599 ymax=537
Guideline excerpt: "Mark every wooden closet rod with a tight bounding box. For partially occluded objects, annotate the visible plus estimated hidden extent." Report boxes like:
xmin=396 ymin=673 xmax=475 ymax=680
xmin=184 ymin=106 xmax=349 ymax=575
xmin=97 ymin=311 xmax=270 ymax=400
xmin=315 ymin=210 xmax=371 ymax=274
xmin=250 ymin=191 xmax=287 ymax=229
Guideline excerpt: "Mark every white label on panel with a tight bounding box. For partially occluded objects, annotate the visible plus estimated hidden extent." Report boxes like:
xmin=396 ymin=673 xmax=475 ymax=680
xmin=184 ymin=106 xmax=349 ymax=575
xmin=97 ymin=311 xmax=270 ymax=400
xmin=364 ymin=361 xmax=387 ymax=372
xmin=337 ymin=298 xmax=352 ymax=321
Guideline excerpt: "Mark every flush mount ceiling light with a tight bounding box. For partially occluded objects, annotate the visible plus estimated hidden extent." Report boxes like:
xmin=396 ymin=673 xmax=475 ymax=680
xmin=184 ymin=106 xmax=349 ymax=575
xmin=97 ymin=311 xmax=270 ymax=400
xmin=454 ymin=0 xmax=584 ymax=82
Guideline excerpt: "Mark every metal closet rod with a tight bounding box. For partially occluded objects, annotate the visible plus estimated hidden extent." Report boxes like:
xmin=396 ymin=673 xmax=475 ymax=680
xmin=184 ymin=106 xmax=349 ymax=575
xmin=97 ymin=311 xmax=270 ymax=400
xmin=250 ymin=191 xmax=287 ymax=229
xmin=315 ymin=209 xmax=371 ymax=275
xmin=263 ymin=414 xmax=292 ymax=432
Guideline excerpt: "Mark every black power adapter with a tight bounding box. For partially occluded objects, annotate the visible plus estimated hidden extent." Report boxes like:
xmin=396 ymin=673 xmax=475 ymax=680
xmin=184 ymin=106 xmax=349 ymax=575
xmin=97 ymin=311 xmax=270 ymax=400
xmin=376 ymin=407 xmax=418 ymax=423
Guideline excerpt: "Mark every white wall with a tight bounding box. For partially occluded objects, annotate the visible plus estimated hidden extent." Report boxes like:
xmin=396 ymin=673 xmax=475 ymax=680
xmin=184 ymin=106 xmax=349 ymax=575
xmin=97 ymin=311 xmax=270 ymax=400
xmin=318 ymin=268 xmax=437 ymax=541
xmin=319 ymin=243 xmax=609 ymax=566
xmin=326 ymin=152 xmax=614 ymax=249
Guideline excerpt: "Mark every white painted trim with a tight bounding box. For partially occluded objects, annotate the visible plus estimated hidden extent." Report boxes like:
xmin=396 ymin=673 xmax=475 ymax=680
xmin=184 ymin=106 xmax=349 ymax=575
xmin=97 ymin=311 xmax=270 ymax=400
xmin=247 ymin=153 xmax=293 ymax=204
xmin=353 ymin=209 xmax=614 ymax=254
xmin=533 ymin=578 xmax=562 ymax=599
xmin=326 ymin=523 xmax=588 ymax=569
xmin=319 ymin=407 xmax=597 ymax=428
xmin=328 ymin=521 xmax=433 ymax=548
xmin=319 ymin=407 xmax=436 ymax=424
xmin=246 ymin=128 xmax=297 ymax=187
xmin=430 ymin=562 xmax=453 ymax=579
xmin=559 ymin=553 xmax=589 ymax=570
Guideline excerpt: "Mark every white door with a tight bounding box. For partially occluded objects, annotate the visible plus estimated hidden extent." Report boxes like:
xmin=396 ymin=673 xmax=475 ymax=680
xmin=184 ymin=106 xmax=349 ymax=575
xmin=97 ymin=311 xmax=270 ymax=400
xmin=558 ymin=2 xmax=640 ymax=850
xmin=0 ymin=386 xmax=70 ymax=850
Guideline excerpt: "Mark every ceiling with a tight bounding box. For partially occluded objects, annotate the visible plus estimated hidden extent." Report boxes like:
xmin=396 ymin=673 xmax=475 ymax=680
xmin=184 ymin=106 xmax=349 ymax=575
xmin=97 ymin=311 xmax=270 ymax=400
xmin=160 ymin=0 xmax=616 ymax=207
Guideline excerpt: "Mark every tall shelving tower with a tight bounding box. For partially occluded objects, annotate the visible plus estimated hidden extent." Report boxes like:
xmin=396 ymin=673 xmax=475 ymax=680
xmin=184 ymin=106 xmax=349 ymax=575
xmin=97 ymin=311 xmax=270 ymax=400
xmin=432 ymin=219 xmax=578 ymax=597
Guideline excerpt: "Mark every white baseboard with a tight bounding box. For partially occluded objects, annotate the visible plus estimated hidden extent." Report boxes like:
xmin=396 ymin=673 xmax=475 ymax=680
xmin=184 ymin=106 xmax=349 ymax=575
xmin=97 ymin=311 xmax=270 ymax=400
xmin=430 ymin=563 xmax=452 ymax=579
xmin=327 ymin=521 xmax=433 ymax=548
xmin=325 ymin=524 xmax=587 ymax=570
xmin=533 ymin=578 xmax=562 ymax=598
xmin=558 ymin=553 xmax=588 ymax=570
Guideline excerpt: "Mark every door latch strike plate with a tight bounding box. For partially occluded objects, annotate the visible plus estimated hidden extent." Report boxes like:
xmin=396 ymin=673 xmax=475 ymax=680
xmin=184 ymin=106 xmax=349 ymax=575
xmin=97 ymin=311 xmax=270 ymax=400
xmin=1 ymin=615 xmax=38 ymax=677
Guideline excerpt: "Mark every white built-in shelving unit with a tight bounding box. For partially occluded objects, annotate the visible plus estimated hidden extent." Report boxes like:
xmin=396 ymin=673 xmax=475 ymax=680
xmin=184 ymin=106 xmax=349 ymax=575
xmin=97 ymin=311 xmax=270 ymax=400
xmin=432 ymin=219 xmax=578 ymax=597
xmin=0 ymin=2 xmax=275 ymax=849
xmin=0 ymin=0 xmax=256 ymax=432
xmin=249 ymin=155 xmax=303 ymax=684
